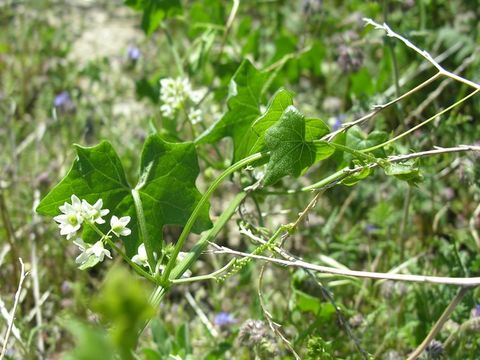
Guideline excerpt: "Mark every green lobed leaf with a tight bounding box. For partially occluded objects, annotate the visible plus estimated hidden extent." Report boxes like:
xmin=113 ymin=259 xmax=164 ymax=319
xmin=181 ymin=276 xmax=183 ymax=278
xmin=36 ymin=134 xmax=211 ymax=255
xmin=250 ymin=88 xmax=294 ymax=154
xmin=345 ymin=126 xmax=388 ymax=159
xmin=382 ymin=160 xmax=423 ymax=184
xmin=196 ymin=59 xmax=269 ymax=161
xmin=263 ymin=106 xmax=334 ymax=186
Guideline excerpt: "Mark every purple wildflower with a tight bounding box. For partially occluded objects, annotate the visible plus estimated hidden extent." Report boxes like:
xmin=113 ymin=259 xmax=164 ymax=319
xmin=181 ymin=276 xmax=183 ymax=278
xmin=54 ymin=91 xmax=75 ymax=113
xmin=214 ymin=312 xmax=237 ymax=327
xmin=332 ymin=114 xmax=346 ymax=131
xmin=54 ymin=91 xmax=71 ymax=107
xmin=365 ymin=224 xmax=378 ymax=235
xmin=127 ymin=46 xmax=141 ymax=61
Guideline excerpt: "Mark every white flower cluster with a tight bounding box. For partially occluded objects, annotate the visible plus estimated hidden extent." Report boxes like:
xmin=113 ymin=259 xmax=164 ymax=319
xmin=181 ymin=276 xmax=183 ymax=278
xmin=54 ymin=195 xmax=131 ymax=269
xmin=159 ymin=77 xmax=204 ymax=122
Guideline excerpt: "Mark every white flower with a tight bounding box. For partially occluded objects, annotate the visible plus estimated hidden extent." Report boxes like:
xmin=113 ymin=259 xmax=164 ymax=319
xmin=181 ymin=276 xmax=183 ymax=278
xmin=110 ymin=215 xmax=131 ymax=237
xmin=74 ymin=239 xmax=111 ymax=269
xmin=132 ymin=243 xmax=148 ymax=267
xmin=188 ymin=108 xmax=202 ymax=124
xmin=159 ymin=77 xmax=205 ymax=118
xmin=189 ymin=88 xmax=206 ymax=103
xmin=160 ymin=103 xmax=176 ymax=118
xmin=54 ymin=195 xmax=84 ymax=240
xmin=81 ymin=198 xmax=109 ymax=224
xmin=160 ymin=77 xmax=191 ymax=117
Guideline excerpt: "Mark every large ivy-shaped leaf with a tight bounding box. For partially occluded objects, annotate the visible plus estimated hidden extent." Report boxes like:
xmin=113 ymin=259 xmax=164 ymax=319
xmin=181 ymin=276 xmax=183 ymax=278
xmin=36 ymin=134 xmax=211 ymax=255
xmin=125 ymin=0 xmax=182 ymax=35
xmin=250 ymin=88 xmax=294 ymax=154
xmin=196 ymin=60 xmax=268 ymax=161
xmin=263 ymin=106 xmax=334 ymax=186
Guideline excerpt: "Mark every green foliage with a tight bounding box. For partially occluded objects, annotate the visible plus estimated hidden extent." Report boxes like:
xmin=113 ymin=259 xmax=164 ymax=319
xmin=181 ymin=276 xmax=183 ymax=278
xmin=250 ymin=88 xmax=294 ymax=155
xmin=4 ymin=0 xmax=480 ymax=358
xmin=263 ymin=106 xmax=333 ymax=185
xmin=382 ymin=160 xmax=423 ymax=185
xmin=305 ymin=336 xmax=338 ymax=360
xmin=61 ymin=320 xmax=116 ymax=360
xmin=345 ymin=126 xmax=388 ymax=160
xmin=36 ymin=134 xmax=211 ymax=255
xmin=196 ymin=59 xmax=268 ymax=161
xmin=125 ymin=0 xmax=182 ymax=35
xmin=93 ymin=266 xmax=156 ymax=359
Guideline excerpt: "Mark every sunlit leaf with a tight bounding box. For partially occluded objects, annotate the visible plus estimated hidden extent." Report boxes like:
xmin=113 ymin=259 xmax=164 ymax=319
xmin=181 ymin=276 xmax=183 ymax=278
xmin=196 ymin=59 xmax=268 ymax=161
xmin=263 ymin=106 xmax=334 ymax=185
xmin=36 ymin=135 xmax=211 ymax=255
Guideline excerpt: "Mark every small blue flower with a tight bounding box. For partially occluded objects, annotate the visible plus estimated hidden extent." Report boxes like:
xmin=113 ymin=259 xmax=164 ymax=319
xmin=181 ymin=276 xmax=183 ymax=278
xmin=54 ymin=91 xmax=71 ymax=107
xmin=53 ymin=91 xmax=75 ymax=113
xmin=214 ymin=312 xmax=236 ymax=327
xmin=365 ymin=224 xmax=378 ymax=235
xmin=127 ymin=46 xmax=141 ymax=61
xmin=332 ymin=114 xmax=346 ymax=132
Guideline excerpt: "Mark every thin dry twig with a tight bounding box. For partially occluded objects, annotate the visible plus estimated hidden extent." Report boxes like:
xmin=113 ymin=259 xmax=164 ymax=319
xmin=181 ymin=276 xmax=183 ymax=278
xmin=1 ymin=258 xmax=28 ymax=360
xmin=257 ymin=265 xmax=301 ymax=360
xmin=407 ymin=287 xmax=471 ymax=360
xmin=185 ymin=292 xmax=219 ymax=338
xmin=364 ymin=18 xmax=480 ymax=91
xmin=243 ymin=227 xmax=368 ymax=358
xmin=211 ymin=245 xmax=480 ymax=286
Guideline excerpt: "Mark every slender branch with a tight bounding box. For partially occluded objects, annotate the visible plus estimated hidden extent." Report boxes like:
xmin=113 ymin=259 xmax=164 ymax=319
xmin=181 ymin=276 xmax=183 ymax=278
xmin=323 ymin=73 xmax=441 ymax=142
xmin=216 ymin=0 xmax=240 ymax=61
xmin=398 ymin=185 xmax=411 ymax=262
xmin=304 ymin=145 xmax=480 ymax=191
xmin=361 ymin=89 xmax=480 ymax=153
xmin=185 ymin=292 xmax=219 ymax=338
xmin=210 ymin=246 xmax=480 ymax=286
xmin=469 ymin=202 xmax=480 ymax=251
xmin=0 ymin=259 xmax=28 ymax=360
xmin=243 ymin=226 xmax=368 ymax=358
xmin=404 ymin=51 xmax=477 ymax=126
xmin=257 ymin=265 xmax=301 ymax=360
xmin=143 ymin=191 xmax=248 ymax=335
xmin=170 ymin=259 xmax=236 ymax=284
xmin=407 ymin=287 xmax=471 ymax=360
xmin=364 ymin=18 xmax=480 ymax=91
xmin=161 ymin=23 xmax=184 ymax=77
xmin=0 ymin=192 xmax=20 ymax=285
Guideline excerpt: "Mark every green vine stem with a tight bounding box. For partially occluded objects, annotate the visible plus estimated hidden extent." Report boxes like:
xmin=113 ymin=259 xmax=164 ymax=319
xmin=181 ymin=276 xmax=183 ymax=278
xmin=143 ymin=191 xmax=248 ymax=334
xmin=161 ymin=151 xmax=267 ymax=283
xmin=131 ymin=188 xmax=156 ymax=274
